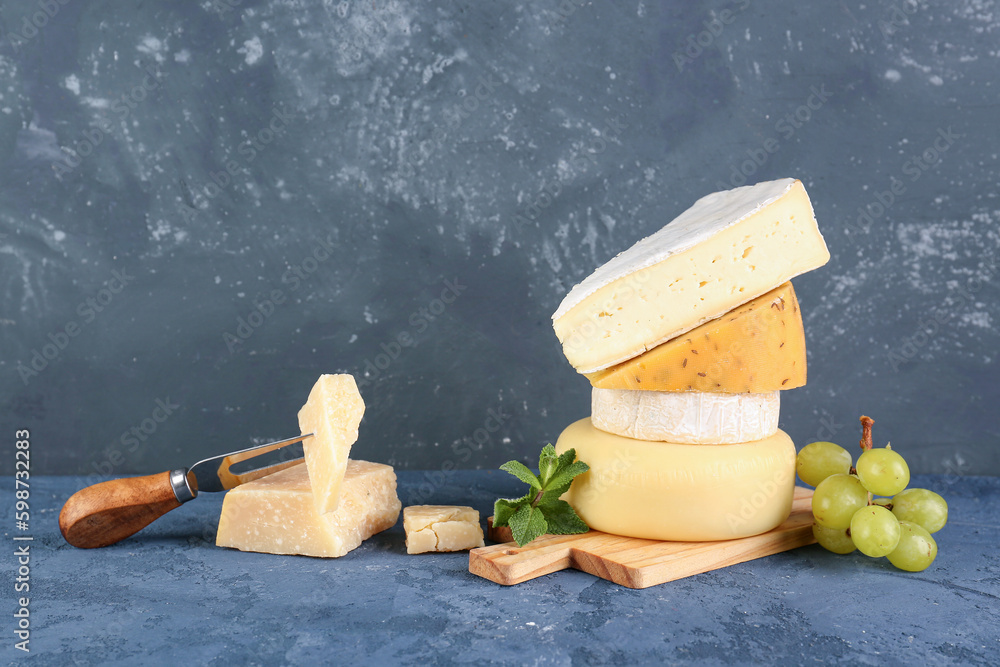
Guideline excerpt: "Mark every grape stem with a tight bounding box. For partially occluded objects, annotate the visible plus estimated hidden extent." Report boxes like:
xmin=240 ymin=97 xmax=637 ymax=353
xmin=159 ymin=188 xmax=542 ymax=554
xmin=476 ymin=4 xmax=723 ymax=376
xmin=860 ymin=416 xmax=875 ymax=505
xmin=859 ymin=415 xmax=874 ymax=452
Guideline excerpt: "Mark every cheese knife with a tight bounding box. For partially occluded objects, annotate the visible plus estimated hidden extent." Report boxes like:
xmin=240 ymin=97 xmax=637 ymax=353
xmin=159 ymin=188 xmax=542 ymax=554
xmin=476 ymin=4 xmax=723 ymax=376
xmin=59 ymin=433 xmax=312 ymax=549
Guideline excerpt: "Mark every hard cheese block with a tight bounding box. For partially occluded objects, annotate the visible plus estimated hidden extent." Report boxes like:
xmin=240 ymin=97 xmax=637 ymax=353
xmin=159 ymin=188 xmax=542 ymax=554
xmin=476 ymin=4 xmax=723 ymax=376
xmin=298 ymin=374 xmax=366 ymax=514
xmin=552 ymin=179 xmax=829 ymax=373
xmin=216 ymin=460 xmax=400 ymax=558
xmin=591 ymin=388 xmax=779 ymax=443
xmin=555 ymin=418 xmax=796 ymax=541
xmin=404 ymin=505 xmax=485 ymax=554
xmin=585 ymin=282 xmax=806 ymax=392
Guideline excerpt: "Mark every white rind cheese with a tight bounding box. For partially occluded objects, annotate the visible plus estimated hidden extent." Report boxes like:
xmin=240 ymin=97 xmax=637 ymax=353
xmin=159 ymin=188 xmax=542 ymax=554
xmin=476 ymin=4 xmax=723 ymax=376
xmin=556 ymin=418 xmax=796 ymax=542
xmin=591 ymin=389 xmax=780 ymax=443
xmin=552 ymin=179 xmax=830 ymax=373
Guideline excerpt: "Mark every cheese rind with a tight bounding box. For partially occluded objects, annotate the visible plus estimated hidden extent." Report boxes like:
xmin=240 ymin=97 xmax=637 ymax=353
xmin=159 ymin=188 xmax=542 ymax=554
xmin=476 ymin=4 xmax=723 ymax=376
xmin=591 ymin=389 xmax=779 ymax=443
xmin=552 ymin=179 xmax=829 ymax=373
xmin=297 ymin=374 xmax=366 ymax=514
xmin=216 ymin=460 xmax=401 ymax=558
xmin=403 ymin=505 xmax=485 ymax=554
xmin=585 ymin=282 xmax=806 ymax=392
xmin=555 ymin=418 xmax=796 ymax=541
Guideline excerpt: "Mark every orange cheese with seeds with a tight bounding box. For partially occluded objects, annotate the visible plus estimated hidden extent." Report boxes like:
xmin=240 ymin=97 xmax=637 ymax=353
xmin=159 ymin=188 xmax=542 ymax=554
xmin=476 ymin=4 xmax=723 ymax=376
xmin=585 ymin=282 xmax=805 ymax=393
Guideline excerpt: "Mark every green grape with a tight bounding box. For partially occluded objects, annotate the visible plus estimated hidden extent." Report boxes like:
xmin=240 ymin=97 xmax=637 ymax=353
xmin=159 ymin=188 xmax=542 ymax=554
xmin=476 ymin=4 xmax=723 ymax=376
xmin=812 ymin=522 xmax=855 ymax=554
xmin=850 ymin=505 xmax=901 ymax=557
xmin=872 ymin=497 xmax=893 ymax=508
xmin=856 ymin=448 xmax=910 ymax=496
xmin=891 ymin=488 xmax=948 ymax=534
xmin=887 ymin=521 xmax=938 ymax=572
xmin=812 ymin=474 xmax=868 ymax=529
xmin=797 ymin=441 xmax=852 ymax=487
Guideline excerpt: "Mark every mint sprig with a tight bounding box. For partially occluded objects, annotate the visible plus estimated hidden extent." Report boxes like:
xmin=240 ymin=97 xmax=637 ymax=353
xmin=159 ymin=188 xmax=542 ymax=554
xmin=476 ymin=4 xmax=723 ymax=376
xmin=493 ymin=444 xmax=590 ymax=546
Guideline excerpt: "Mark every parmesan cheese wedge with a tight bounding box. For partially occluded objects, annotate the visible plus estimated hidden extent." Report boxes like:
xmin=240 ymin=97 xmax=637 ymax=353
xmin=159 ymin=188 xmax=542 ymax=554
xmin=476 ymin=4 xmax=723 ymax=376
xmin=552 ymin=179 xmax=829 ymax=373
xmin=216 ymin=460 xmax=401 ymax=558
xmin=297 ymin=374 xmax=365 ymax=514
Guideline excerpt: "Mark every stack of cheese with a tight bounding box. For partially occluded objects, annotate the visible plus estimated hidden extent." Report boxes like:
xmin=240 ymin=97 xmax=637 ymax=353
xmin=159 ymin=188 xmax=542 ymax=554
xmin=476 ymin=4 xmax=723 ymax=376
xmin=216 ymin=374 xmax=401 ymax=557
xmin=551 ymin=179 xmax=830 ymax=542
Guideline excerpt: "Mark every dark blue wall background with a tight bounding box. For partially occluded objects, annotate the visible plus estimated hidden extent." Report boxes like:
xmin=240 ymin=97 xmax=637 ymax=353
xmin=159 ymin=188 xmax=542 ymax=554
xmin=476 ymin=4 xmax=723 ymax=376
xmin=1 ymin=1 xmax=997 ymax=476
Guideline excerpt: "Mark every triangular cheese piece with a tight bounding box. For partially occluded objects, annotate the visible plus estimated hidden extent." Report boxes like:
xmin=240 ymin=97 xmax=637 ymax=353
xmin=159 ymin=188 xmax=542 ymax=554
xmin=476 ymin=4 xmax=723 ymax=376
xmin=297 ymin=374 xmax=365 ymax=514
xmin=553 ymin=179 xmax=828 ymax=373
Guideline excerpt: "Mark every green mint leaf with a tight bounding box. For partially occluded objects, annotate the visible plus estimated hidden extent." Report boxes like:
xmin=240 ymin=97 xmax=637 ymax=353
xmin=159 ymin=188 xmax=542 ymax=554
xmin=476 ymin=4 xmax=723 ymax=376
xmin=556 ymin=446 xmax=578 ymax=472
xmin=493 ymin=445 xmax=591 ymax=546
xmin=538 ymin=444 xmax=559 ymax=485
xmin=539 ymin=500 xmax=589 ymax=535
xmin=536 ymin=480 xmax=572 ymax=507
xmin=509 ymin=502 xmax=548 ymax=547
xmin=493 ymin=497 xmax=525 ymax=528
xmin=544 ymin=460 xmax=590 ymax=494
xmin=499 ymin=460 xmax=542 ymax=490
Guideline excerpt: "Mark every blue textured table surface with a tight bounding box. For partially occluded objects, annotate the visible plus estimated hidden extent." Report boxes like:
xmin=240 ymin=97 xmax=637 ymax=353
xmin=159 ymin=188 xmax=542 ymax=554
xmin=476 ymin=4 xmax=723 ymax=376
xmin=2 ymin=473 xmax=998 ymax=666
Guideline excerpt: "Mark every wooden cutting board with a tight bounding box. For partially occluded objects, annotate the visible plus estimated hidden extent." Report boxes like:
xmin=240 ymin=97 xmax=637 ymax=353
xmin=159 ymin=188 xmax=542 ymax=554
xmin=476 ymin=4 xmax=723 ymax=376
xmin=469 ymin=486 xmax=815 ymax=589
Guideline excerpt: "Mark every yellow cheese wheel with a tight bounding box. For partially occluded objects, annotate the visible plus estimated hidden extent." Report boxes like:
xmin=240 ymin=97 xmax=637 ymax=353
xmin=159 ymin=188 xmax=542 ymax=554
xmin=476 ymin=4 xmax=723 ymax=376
xmin=555 ymin=418 xmax=796 ymax=541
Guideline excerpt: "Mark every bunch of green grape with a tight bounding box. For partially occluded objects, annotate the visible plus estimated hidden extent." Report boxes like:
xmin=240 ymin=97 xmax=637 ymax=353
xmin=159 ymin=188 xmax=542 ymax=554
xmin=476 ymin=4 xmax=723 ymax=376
xmin=797 ymin=439 xmax=947 ymax=572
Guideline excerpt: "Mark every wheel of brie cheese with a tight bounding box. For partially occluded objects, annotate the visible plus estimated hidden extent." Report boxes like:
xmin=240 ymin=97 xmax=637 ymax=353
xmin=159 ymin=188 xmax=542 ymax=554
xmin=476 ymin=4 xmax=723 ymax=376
xmin=591 ymin=388 xmax=780 ymax=443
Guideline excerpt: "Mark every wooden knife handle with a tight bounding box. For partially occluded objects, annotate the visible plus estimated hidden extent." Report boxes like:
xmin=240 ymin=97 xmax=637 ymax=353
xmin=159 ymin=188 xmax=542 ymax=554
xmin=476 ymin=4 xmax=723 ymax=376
xmin=59 ymin=470 xmax=194 ymax=549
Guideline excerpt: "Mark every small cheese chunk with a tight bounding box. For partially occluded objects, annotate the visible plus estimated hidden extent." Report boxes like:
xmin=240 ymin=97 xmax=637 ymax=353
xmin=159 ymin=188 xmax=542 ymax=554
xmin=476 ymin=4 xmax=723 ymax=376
xmin=556 ymin=418 xmax=796 ymax=541
xmin=297 ymin=374 xmax=366 ymax=514
xmin=216 ymin=460 xmax=400 ymax=558
xmin=585 ymin=282 xmax=806 ymax=393
xmin=592 ymin=389 xmax=779 ymax=443
xmin=553 ymin=179 xmax=829 ymax=373
xmin=404 ymin=505 xmax=485 ymax=554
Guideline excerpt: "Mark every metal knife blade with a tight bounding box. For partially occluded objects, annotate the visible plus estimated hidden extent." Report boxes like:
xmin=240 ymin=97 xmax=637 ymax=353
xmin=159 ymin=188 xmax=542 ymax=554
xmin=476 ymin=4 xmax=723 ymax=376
xmin=186 ymin=433 xmax=312 ymax=495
